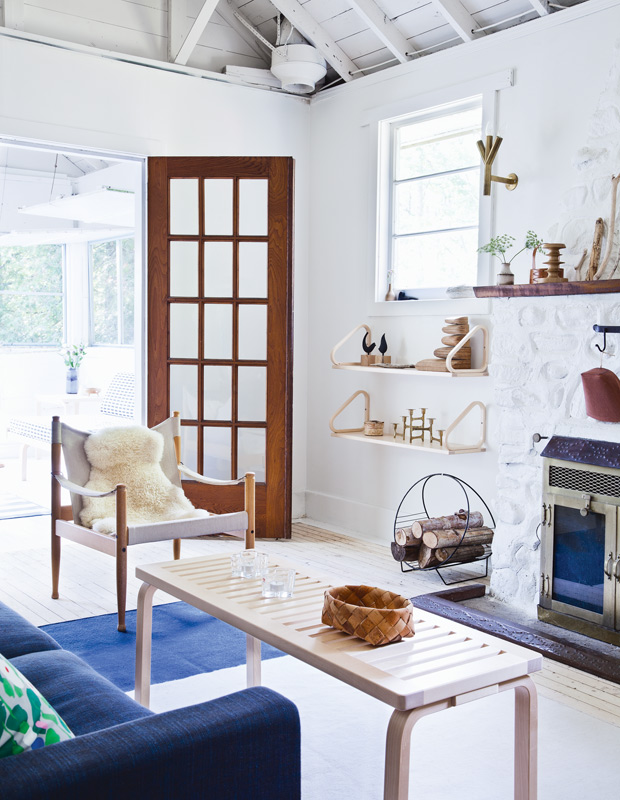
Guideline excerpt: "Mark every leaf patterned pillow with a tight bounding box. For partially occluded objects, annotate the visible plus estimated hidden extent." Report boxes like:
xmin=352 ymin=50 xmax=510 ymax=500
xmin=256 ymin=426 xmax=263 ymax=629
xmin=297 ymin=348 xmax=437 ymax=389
xmin=0 ymin=653 xmax=74 ymax=758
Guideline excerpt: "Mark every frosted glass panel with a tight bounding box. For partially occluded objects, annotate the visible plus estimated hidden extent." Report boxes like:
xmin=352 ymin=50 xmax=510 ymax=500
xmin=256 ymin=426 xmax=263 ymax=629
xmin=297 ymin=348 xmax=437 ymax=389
xmin=204 ymin=242 xmax=233 ymax=297
xmin=238 ymin=305 xmax=266 ymax=360
xmin=170 ymin=303 xmax=198 ymax=358
xmin=204 ymin=179 xmax=233 ymax=236
xmin=238 ymin=367 xmax=266 ymax=421
xmin=204 ymin=304 xmax=232 ymax=359
xmin=180 ymin=427 xmax=197 ymax=473
xmin=170 ymin=179 xmax=198 ymax=235
xmin=203 ymin=427 xmax=231 ymax=480
xmin=169 ymin=364 xmax=198 ymax=419
xmin=238 ymin=428 xmax=265 ymax=482
xmin=239 ymin=242 xmax=268 ymax=298
xmin=239 ymin=179 xmax=268 ymax=236
xmin=170 ymin=241 xmax=198 ymax=297
xmin=203 ymin=365 xmax=232 ymax=420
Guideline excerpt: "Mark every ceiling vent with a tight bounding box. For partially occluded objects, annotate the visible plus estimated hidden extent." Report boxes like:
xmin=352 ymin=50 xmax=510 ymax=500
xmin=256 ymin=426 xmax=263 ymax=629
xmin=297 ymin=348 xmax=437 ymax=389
xmin=270 ymin=44 xmax=326 ymax=94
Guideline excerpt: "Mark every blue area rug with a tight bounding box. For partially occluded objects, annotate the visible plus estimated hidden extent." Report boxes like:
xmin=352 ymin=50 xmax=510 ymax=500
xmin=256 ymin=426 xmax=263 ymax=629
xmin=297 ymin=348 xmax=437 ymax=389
xmin=41 ymin=602 xmax=284 ymax=692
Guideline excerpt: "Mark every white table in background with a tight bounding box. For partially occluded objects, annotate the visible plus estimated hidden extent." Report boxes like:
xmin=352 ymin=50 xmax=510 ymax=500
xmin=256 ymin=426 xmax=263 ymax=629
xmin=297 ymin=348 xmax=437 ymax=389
xmin=135 ymin=554 xmax=541 ymax=800
xmin=35 ymin=393 xmax=100 ymax=415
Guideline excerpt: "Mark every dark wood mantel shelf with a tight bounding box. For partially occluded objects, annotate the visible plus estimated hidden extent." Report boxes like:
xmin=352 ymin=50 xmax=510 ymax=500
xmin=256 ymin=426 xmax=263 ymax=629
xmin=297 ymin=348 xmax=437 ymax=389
xmin=473 ymin=279 xmax=620 ymax=298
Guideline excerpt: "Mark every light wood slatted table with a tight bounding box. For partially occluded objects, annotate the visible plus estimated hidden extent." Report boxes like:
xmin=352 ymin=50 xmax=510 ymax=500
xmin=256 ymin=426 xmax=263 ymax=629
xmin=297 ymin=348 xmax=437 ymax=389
xmin=135 ymin=554 xmax=542 ymax=800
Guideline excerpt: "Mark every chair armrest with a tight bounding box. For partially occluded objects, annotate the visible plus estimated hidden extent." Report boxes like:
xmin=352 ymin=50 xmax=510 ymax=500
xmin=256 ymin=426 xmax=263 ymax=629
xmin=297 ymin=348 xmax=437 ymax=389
xmin=178 ymin=463 xmax=245 ymax=486
xmin=54 ymin=473 xmax=116 ymax=498
xmin=0 ymin=687 xmax=300 ymax=800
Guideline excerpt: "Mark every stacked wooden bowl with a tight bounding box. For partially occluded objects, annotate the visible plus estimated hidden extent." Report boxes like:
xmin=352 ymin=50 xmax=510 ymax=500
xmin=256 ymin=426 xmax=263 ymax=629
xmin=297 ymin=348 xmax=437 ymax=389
xmin=415 ymin=316 xmax=471 ymax=372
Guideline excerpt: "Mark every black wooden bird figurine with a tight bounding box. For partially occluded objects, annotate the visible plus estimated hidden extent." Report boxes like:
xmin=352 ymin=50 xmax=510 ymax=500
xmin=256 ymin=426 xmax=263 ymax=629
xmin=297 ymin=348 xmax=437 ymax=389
xmin=362 ymin=332 xmax=376 ymax=354
xmin=378 ymin=334 xmax=388 ymax=356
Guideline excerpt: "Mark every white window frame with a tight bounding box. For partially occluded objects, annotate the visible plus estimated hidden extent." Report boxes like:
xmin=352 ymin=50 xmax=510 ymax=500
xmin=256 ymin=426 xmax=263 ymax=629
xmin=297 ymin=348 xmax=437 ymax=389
xmin=365 ymin=70 xmax=514 ymax=317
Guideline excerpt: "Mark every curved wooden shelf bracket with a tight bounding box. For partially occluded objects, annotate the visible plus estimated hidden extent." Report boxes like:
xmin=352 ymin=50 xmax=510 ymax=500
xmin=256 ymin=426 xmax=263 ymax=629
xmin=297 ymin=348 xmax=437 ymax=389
xmin=329 ymin=390 xmax=370 ymax=434
xmin=446 ymin=325 xmax=489 ymax=376
xmin=330 ymin=323 xmax=372 ymax=366
xmin=444 ymin=401 xmax=487 ymax=453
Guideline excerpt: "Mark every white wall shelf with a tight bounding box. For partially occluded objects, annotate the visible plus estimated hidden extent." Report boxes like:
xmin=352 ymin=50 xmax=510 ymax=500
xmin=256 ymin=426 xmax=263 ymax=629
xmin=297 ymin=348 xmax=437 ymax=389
xmin=331 ymin=364 xmax=487 ymax=378
xmin=330 ymin=430 xmax=486 ymax=455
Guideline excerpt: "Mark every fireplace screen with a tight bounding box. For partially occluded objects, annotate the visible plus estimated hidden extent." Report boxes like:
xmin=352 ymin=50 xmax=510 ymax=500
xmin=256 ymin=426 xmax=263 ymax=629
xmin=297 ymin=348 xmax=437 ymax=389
xmin=551 ymin=505 xmax=605 ymax=615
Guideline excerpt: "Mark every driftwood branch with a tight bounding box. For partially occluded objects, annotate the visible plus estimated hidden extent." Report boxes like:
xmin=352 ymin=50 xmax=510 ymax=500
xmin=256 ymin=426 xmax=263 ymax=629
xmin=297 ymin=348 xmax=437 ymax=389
xmin=594 ymin=173 xmax=620 ymax=279
xmin=574 ymin=248 xmax=588 ymax=281
xmin=587 ymin=218 xmax=605 ymax=280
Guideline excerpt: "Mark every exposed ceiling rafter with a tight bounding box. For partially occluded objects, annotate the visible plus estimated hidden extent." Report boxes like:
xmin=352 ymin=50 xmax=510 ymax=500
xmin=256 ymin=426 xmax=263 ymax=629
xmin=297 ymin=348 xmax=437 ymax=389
xmin=527 ymin=0 xmax=550 ymax=15
xmin=3 ymin=0 xmax=24 ymax=30
xmin=218 ymin=0 xmax=272 ymax=63
xmin=266 ymin=0 xmax=358 ymax=82
xmin=431 ymin=0 xmax=483 ymax=42
xmin=169 ymin=0 xmax=220 ymax=65
xmin=348 ymin=0 xmax=415 ymax=62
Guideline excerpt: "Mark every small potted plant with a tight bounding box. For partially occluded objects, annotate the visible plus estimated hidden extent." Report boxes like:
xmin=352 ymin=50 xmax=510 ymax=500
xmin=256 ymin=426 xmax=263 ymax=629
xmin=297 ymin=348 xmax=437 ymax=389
xmin=61 ymin=343 xmax=87 ymax=395
xmin=477 ymin=231 xmax=544 ymax=286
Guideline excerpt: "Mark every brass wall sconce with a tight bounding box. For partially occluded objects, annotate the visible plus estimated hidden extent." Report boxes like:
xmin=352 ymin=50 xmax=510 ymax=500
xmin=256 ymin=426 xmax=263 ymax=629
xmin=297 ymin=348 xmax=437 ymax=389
xmin=476 ymin=134 xmax=518 ymax=196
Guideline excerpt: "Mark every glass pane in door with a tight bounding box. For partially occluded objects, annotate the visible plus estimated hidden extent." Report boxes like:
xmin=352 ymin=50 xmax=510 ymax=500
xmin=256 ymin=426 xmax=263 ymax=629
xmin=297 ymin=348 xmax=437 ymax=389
xmin=238 ymin=305 xmax=267 ymax=360
xmin=239 ymin=242 xmax=268 ymax=298
xmin=238 ymin=179 xmax=268 ymax=236
xmin=170 ymin=241 xmax=198 ymax=296
xmin=203 ymin=427 xmax=232 ymax=480
xmin=238 ymin=367 xmax=266 ymax=421
xmin=204 ymin=242 xmax=233 ymax=297
xmin=238 ymin=428 xmax=265 ymax=482
xmin=170 ymin=179 xmax=199 ymax=235
xmin=204 ymin=305 xmax=232 ymax=359
xmin=204 ymin=179 xmax=233 ymax=236
xmin=203 ymin=365 xmax=232 ymax=420
xmin=169 ymin=364 xmax=198 ymax=419
xmin=552 ymin=505 xmax=605 ymax=614
xmin=170 ymin=303 xmax=198 ymax=358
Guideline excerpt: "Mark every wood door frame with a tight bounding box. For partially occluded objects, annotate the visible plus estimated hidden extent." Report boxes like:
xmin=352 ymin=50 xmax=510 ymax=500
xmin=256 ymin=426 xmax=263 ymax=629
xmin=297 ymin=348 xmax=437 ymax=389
xmin=147 ymin=156 xmax=294 ymax=538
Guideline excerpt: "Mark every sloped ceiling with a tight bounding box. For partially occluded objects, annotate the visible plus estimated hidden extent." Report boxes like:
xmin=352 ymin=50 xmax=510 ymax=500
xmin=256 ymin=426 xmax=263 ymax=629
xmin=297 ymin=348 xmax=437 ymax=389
xmin=1 ymin=0 xmax=590 ymax=95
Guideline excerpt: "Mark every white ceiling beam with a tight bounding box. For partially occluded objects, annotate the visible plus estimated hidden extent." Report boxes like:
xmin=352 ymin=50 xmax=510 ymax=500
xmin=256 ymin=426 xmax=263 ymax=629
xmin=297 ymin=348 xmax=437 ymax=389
xmin=168 ymin=0 xmax=188 ymax=63
xmin=528 ymin=0 xmax=550 ymax=15
xmin=431 ymin=0 xmax=481 ymax=42
xmin=170 ymin=0 xmax=220 ymax=65
xmin=348 ymin=0 xmax=415 ymax=62
xmin=3 ymin=0 xmax=24 ymax=30
xmin=267 ymin=0 xmax=358 ymax=82
xmin=217 ymin=1 xmax=272 ymax=64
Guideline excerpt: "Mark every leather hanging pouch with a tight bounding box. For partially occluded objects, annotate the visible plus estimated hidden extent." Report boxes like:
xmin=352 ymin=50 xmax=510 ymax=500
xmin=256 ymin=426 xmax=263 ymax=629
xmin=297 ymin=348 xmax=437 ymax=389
xmin=581 ymin=367 xmax=620 ymax=422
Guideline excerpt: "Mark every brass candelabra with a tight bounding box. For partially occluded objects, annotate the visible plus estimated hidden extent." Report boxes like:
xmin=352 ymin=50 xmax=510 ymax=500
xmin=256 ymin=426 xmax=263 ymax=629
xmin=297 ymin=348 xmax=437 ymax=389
xmin=392 ymin=408 xmax=444 ymax=446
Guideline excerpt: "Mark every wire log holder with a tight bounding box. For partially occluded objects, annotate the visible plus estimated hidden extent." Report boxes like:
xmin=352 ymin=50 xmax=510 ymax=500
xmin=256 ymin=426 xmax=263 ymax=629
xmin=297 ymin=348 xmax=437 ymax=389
xmin=393 ymin=473 xmax=496 ymax=586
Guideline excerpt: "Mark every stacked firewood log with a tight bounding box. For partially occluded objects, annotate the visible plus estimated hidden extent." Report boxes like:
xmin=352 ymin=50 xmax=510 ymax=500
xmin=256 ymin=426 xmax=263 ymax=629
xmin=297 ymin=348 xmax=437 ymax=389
xmin=390 ymin=510 xmax=493 ymax=568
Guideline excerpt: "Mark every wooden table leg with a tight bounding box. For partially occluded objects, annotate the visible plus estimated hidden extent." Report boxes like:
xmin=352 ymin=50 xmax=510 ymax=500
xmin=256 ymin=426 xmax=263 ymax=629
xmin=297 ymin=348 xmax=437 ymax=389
xmin=135 ymin=582 xmax=157 ymax=708
xmin=246 ymin=634 xmax=261 ymax=687
xmin=513 ymin=676 xmax=538 ymax=800
xmin=384 ymin=700 xmax=450 ymax=800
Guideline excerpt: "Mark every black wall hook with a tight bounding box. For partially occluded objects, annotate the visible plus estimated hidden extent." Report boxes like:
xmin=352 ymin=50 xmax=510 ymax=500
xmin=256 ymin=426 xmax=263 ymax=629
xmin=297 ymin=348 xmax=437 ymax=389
xmin=593 ymin=325 xmax=620 ymax=353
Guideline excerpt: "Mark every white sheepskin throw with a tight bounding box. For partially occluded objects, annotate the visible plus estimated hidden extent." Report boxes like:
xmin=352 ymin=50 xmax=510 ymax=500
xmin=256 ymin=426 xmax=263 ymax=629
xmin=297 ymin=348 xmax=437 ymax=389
xmin=79 ymin=426 xmax=208 ymax=534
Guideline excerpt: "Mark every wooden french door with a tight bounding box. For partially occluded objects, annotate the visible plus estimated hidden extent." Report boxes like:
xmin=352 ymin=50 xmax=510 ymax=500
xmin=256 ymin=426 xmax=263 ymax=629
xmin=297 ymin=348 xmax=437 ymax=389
xmin=147 ymin=157 xmax=294 ymax=539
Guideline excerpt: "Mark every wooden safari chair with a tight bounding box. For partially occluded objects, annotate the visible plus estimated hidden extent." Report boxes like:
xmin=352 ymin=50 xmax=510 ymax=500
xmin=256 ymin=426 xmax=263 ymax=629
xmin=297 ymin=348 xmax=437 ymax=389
xmin=51 ymin=412 xmax=255 ymax=631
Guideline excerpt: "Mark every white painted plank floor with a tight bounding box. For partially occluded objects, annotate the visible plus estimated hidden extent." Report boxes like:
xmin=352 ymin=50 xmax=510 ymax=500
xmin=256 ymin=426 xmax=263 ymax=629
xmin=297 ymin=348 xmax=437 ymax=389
xmin=1 ymin=455 xmax=619 ymax=728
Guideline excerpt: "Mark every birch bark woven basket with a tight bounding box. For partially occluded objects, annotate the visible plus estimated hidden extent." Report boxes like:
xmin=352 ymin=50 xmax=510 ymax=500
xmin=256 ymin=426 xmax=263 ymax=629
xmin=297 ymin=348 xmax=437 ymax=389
xmin=321 ymin=585 xmax=415 ymax=646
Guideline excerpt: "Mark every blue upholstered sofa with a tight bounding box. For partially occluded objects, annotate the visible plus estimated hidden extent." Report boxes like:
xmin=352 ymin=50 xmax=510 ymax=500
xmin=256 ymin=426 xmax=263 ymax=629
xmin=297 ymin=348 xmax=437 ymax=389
xmin=0 ymin=600 xmax=301 ymax=799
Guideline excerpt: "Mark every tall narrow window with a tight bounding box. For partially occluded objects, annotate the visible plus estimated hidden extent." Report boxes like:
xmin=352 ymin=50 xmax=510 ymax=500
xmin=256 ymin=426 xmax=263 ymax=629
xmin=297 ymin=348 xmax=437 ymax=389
xmin=0 ymin=244 xmax=64 ymax=345
xmin=379 ymin=97 xmax=482 ymax=298
xmin=89 ymin=237 xmax=134 ymax=345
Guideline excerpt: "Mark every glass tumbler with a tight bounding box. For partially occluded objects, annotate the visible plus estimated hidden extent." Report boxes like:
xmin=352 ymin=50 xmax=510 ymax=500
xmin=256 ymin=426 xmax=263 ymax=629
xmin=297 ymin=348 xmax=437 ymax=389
xmin=261 ymin=568 xmax=296 ymax=598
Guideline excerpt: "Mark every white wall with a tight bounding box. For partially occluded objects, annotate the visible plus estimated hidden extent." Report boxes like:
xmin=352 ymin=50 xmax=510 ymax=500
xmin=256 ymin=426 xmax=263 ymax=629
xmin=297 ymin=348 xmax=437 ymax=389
xmin=305 ymin=1 xmax=620 ymax=551
xmin=0 ymin=35 xmax=310 ymax=515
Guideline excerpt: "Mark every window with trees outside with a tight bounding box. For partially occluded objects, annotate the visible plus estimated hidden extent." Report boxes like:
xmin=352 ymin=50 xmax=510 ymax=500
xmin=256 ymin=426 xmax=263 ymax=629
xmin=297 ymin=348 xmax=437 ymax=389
xmin=379 ymin=97 xmax=483 ymax=299
xmin=0 ymin=244 xmax=64 ymax=345
xmin=89 ymin=237 xmax=135 ymax=346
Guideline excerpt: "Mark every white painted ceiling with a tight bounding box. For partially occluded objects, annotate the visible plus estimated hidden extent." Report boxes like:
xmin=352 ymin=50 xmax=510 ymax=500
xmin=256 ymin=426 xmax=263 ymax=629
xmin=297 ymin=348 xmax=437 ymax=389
xmin=1 ymin=0 xmax=590 ymax=95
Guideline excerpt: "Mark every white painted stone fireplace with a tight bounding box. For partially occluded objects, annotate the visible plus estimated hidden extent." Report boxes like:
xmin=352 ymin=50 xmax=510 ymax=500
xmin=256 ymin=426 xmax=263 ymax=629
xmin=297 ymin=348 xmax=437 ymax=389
xmin=488 ymin=35 xmax=620 ymax=615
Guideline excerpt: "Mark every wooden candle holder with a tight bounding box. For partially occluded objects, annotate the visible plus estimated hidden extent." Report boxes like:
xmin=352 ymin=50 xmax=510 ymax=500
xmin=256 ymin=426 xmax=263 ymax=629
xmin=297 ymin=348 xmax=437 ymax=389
xmin=538 ymin=243 xmax=568 ymax=283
